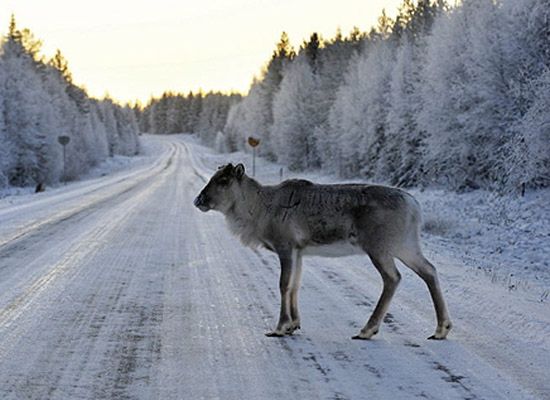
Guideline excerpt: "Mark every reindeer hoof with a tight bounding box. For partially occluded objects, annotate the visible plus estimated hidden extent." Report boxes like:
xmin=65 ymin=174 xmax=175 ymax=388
xmin=352 ymin=334 xmax=375 ymax=340
xmin=265 ymin=331 xmax=285 ymax=337
xmin=428 ymin=321 xmax=452 ymax=340
xmin=286 ymin=324 xmax=300 ymax=335
xmin=427 ymin=335 xmax=445 ymax=340
xmin=352 ymin=328 xmax=378 ymax=340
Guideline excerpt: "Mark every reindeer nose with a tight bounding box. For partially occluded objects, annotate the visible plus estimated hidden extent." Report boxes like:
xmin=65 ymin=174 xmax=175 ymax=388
xmin=194 ymin=193 xmax=212 ymax=211
xmin=193 ymin=194 xmax=204 ymax=208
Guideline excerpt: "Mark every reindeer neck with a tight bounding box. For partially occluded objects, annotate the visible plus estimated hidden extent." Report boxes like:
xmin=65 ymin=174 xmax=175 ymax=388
xmin=231 ymin=175 xmax=266 ymax=221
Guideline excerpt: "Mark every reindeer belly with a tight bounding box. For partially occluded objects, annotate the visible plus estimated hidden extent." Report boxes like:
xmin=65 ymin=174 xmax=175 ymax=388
xmin=302 ymin=240 xmax=363 ymax=257
xmin=297 ymin=216 xmax=363 ymax=257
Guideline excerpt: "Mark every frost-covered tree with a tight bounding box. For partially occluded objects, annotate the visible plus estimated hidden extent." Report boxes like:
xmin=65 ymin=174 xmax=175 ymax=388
xmin=326 ymin=64 xmax=359 ymax=176
xmin=164 ymin=94 xmax=180 ymax=134
xmin=501 ymin=0 xmax=550 ymax=116
xmin=1 ymin=24 xmax=57 ymax=186
xmin=416 ymin=0 xmax=547 ymax=191
xmin=187 ymin=91 xmax=203 ymax=132
xmin=462 ymin=0 xmax=515 ymax=188
xmin=222 ymin=81 xmax=269 ymax=153
xmin=330 ymin=37 xmax=395 ymax=179
xmin=221 ymin=32 xmax=295 ymax=158
xmin=114 ymin=105 xmax=140 ymax=155
xmin=88 ymin=102 xmax=109 ymax=162
xmin=0 ymin=17 xmax=139 ymax=189
xmin=46 ymin=52 xmax=108 ymax=178
xmin=385 ymin=0 xmax=444 ymax=187
xmin=257 ymin=32 xmax=296 ymax=158
xmin=219 ymin=0 xmax=548 ymax=193
xmin=140 ymin=90 xmax=239 ymax=145
xmin=97 ymin=99 xmax=119 ymax=157
xmin=498 ymin=0 xmax=550 ymax=190
xmin=417 ymin=3 xmax=471 ymax=188
xmin=0 ymin=62 xmax=11 ymax=188
xmin=244 ymin=80 xmax=276 ymax=156
xmin=130 ymin=1 xmax=549 ymax=195
xmin=272 ymin=59 xmax=317 ymax=170
xmin=148 ymin=92 xmax=170 ymax=134
xmin=196 ymin=92 xmax=241 ymax=145
xmin=385 ymin=35 xmax=419 ymax=185
xmin=505 ymin=69 xmax=550 ymax=191
xmin=313 ymin=30 xmax=362 ymax=170
xmin=223 ymin=101 xmax=246 ymax=151
xmin=138 ymin=102 xmax=151 ymax=133
xmin=359 ymin=38 xmax=395 ymax=181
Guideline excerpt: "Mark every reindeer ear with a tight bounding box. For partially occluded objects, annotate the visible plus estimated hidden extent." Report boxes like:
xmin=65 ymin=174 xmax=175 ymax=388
xmin=234 ymin=163 xmax=245 ymax=179
xmin=219 ymin=163 xmax=234 ymax=170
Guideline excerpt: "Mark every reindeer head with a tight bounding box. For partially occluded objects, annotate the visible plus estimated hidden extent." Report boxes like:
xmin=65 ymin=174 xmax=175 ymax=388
xmin=193 ymin=163 xmax=245 ymax=213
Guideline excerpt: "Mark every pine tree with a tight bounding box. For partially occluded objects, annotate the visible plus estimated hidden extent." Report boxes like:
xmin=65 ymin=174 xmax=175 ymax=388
xmin=0 ymin=63 xmax=11 ymax=188
xmin=418 ymin=4 xmax=471 ymax=189
xmin=272 ymin=59 xmax=317 ymax=170
xmin=2 ymin=19 xmax=55 ymax=186
xmin=303 ymin=33 xmax=321 ymax=72
xmin=499 ymin=0 xmax=550 ymax=190
xmin=255 ymin=32 xmax=296 ymax=158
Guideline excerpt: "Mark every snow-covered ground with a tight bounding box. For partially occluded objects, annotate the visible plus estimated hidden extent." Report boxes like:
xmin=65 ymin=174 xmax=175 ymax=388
xmin=0 ymin=134 xmax=548 ymax=399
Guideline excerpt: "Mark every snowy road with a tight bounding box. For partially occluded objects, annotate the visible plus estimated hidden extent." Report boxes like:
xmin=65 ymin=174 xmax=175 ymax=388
xmin=0 ymin=135 xmax=547 ymax=400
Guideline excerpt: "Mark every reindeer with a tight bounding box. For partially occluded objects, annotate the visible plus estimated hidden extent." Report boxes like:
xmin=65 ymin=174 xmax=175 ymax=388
xmin=194 ymin=163 xmax=452 ymax=340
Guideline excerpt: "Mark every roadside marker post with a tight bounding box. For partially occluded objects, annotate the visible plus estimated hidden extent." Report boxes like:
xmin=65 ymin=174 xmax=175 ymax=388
xmin=58 ymin=135 xmax=70 ymax=183
xmin=247 ymin=136 xmax=260 ymax=177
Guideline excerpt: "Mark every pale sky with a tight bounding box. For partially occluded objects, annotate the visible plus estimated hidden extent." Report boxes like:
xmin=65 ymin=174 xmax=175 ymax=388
xmin=0 ymin=0 xmax=402 ymax=104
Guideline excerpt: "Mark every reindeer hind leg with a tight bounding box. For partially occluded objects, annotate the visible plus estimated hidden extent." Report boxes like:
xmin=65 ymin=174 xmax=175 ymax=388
xmin=353 ymin=252 xmax=401 ymax=340
xmin=397 ymin=249 xmax=452 ymax=339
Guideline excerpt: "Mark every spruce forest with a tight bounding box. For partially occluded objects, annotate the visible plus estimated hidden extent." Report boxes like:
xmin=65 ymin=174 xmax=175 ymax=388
xmin=142 ymin=0 xmax=549 ymax=194
xmin=0 ymin=17 xmax=140 ymax=188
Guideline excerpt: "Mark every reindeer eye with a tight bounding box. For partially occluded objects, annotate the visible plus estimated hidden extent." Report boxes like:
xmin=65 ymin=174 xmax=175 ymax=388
xmin=218 ymin=177 xmax=230 ymax=186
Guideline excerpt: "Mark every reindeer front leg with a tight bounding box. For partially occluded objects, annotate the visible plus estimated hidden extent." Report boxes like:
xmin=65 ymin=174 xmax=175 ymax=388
xmin=288 ymin=251 xmax=303 ymax=334
xmin=266 ymin=249 xmax=295 ymax=337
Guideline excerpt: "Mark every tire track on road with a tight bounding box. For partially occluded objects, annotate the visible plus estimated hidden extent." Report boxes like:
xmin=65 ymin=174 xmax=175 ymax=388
xmin=0 ymin=144 xmax=178 ymax=356
xmin=0 ymin=140 xmax=189 ymax=400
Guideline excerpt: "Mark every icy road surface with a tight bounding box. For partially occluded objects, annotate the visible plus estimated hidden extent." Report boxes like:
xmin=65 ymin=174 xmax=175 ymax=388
xmin=0 ymin=135 xmax=547 ymax=400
